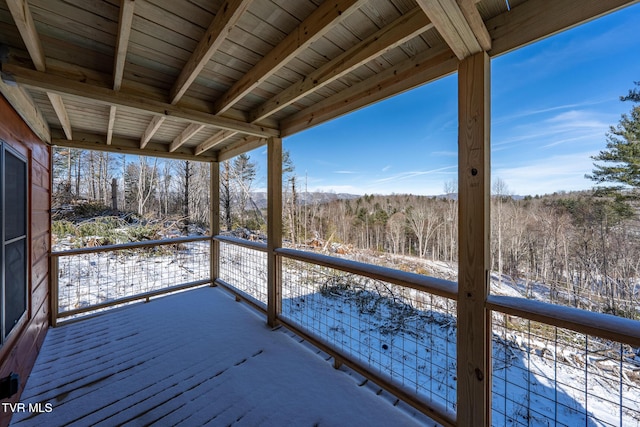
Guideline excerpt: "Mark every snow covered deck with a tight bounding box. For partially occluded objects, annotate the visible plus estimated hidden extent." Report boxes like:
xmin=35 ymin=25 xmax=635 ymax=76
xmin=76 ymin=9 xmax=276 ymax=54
xmin=9 ymin=286 xmax=433 ymax=426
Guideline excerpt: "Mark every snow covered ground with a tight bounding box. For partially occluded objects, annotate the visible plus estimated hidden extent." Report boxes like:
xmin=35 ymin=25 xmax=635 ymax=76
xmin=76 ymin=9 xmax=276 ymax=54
xmin=52 ymin=238 xmax=640 ymax=426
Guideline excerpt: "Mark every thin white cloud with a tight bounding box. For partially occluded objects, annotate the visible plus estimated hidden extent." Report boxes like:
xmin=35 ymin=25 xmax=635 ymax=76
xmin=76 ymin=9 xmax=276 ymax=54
xmin=493 ymin=109 xmax=610 ymax=149
xmin=382 ymin=165 xmax=392 ymax=172
xmin=333 ymin=170 xmax=357 ymax=174
xmin=494 ymin=151 xmax=598 ymax=195
xmin=373 ymin=165 xmax=457 ymax=184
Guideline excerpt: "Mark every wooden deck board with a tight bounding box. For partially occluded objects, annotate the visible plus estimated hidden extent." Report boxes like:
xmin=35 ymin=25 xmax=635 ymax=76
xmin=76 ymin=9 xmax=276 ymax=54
xmin=10 ymin=287 xmax=432 ymax=426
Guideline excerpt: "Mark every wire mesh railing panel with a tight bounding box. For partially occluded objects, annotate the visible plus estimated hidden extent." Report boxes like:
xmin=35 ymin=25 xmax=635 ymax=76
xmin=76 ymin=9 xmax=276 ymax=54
xmin=219 ymin=240 xmax=268 ymax=307
xmin=492 ymin=313 xmax=640 ymax=427
xmin=56 ymin=240 xmax=210 ymax=315
xmin=280 ymin=257 xmax=457 ymax=414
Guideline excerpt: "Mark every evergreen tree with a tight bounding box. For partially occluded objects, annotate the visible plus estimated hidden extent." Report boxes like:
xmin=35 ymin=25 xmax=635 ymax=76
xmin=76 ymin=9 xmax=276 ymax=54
xmin=587 ymin=82 xmax=640 ymax=192
xmin=232 ymin=153 xmax=257 ymax=226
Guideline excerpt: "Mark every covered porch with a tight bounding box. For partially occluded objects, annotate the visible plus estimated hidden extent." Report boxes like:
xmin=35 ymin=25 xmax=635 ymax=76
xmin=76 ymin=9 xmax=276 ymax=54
xmin=0 ymin=0 xmax=639 ymax=426
xmin=10 ymin=286 xmax=431 ymax=426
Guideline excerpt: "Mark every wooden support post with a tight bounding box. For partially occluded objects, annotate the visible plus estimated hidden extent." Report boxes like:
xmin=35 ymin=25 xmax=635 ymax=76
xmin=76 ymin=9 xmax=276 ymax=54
xmin=267 ymin=136 xmax=283 ymax=327
xmin=49 ymin=255 xmax=59 ymax=327
xmin=457 ymin=51 xmax=491 ymax=426
xmin=210 ymin=161 xmax=220 ymax=286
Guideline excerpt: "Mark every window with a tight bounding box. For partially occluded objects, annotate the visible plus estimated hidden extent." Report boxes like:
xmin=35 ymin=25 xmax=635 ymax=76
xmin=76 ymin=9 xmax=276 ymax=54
xmin=1 ymin=140 xmax=28 ymax=344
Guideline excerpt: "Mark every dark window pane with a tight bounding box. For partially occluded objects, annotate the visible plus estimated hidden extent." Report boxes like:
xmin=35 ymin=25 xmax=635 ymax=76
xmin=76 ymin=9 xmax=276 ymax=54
xmin=5 ymin=150 xmax=26 ymax=240
xmin=5 ymin=238 xmax=26 ymax=336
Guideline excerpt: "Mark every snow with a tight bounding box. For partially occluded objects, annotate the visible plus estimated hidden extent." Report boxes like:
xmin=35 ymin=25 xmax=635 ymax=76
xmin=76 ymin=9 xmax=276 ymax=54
xmin=45 ymin=239 xmax=640 ymax=426
xmin=11 ymin=287 xmax=432 ymax=426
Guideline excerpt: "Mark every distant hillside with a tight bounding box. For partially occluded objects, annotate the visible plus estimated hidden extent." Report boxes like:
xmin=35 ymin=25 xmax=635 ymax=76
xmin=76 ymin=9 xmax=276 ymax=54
xmin=250 ymin=191 xmax=360 ymax=209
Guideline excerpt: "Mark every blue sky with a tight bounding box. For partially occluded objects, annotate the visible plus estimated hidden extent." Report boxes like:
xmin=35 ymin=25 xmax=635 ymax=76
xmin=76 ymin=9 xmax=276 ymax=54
xmin=250 ymin=3 xmax=640 ymax=197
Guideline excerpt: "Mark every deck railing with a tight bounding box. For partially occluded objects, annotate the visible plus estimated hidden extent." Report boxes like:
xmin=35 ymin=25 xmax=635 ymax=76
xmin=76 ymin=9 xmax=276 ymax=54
xmin=50 ymin=236 xmax=212 ymax=324
xmin=216 ymin=235 xmax=268 ymax=310
xmin=214 ymin=236 xmax=640 ymax=427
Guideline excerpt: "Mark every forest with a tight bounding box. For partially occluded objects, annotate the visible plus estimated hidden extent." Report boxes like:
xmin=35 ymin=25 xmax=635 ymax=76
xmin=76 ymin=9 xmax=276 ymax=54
xmin=51 ymin=144 xmax=639 ymax=321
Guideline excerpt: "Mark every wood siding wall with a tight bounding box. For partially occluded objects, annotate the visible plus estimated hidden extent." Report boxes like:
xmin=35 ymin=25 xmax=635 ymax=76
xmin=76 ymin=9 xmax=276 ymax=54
xmin=0 ymin=94 xmax=51 ymax=427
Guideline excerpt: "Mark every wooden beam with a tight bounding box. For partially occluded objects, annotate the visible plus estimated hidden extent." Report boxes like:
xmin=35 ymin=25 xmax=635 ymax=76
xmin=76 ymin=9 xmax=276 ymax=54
xmin=106 ymin=105 xmax=116 ymax=145
xmin=457 ymin=51 xmax=490 ymax=427
xmin=113 ymin=0 xmax=135 ymax=91
xmin=415 ymin=0 xmax=481 ymax=59
xmin=170 ymin=0 xmax=252 ymax=104
xmin=6 ymin=0 xmax=46 ymax=71
xmin=140 ymin=115 xmax=165 ymax=149
xmin=0 ymin=78 xmax=50 ymax=143
xmin=52 ymin=130 xmax=217 ymax=162
xmin=46 ymin=92 xmax=72 ymax=140
xmin=195 ymin=130 xmax=237 ymax=156
xmin=212 ymin=0 xmax=367 ymax=115
xmin=169 ymin=123 xmax=205 ymax=152
xmin=281 ymin=47 xmax=457 ymax=137
xmin=2 ymin=64 xmax=280 ymax=138
xmin=487 ymin=0 xmax=639 ymax=57
xmin=249 ymin=7 xmax=433 ymax=123
xmin=217 ymin=135 xmax=264 ymax=162
xmin=267 ymin=136 xmax=282 ymax=327
xmin=457 ymin=0 xmax=491 ymax=51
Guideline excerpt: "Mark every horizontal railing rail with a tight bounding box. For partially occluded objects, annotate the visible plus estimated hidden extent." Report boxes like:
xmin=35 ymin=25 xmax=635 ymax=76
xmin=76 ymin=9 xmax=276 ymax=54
xmin=214 ymin=235 xmax=267 ymax=251
xmin=52 ymin=235 xmax=212 ymax=256
xmin=487 ymin=294 xmax=640 ymax=348
xmin=276 ymin=247 xmax=458 ymax=300
xmin=51 ymin=236 xmax=212 ymax=325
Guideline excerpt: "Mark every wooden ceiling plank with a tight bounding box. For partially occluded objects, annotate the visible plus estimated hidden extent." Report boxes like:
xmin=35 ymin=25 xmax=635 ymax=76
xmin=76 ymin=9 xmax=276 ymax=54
xmin=170 ymin=0 xmax=253 ymax=104
xmin=52 ymin=129 xmax=218 ymax=162
xmin=140 ymin=115 xmax=165 ymax=148
xmin=46 ymin=92 xmax=72 ymax=140
xmin=457 ymin=0 xmax=491 ymax=51
xmin=249 ymin=7 xmax=433 ymax=122
xmin=107 ymin=105 xmax=117 ymax=145
xmin=1 ymin=63 xmax=280 ymax=138
xmin=195 ymin=129 xmax=237 ymax=155
xmin=113 ymin=0 xmax=135 ymax=91
xmin=169 ymin=123 xmax=205 ymax=152
xmin=212 ymin=0 xmax=368 ymax=115
xmin=415 ymin=0 xmax=480 ymax=59
xmin=6 ymin=0 xmax=46 ymax=71
xmin=0 ymin=77 xmax=51 ymax=143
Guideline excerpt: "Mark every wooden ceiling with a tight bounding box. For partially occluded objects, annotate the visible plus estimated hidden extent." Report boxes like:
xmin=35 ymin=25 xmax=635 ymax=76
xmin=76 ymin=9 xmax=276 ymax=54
xmin=0 ymin=0 xmax=636 ymax=162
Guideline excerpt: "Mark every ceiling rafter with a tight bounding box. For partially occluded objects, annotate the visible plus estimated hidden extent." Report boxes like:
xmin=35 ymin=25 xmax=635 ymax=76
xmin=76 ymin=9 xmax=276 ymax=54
xmin=0 ymin=78 xmax=50 ymax=143
xmin=113 ymin=0 xmax=135 ymax=91
xmin=249 ymin=7 xmax=433 ymax=123
xmin=212 ymin=0 xmax=368 ymax=115
xmin=140 ymin=0 xmax=251 ymax=151
xmin=1 ymin=63 xmax=280 ymax=139
xmin=46 ymin=92 xmax=72 ymax=140
xmin=415 ymin=0 xmax=483 ymax=59
xmin=140 ymin=115 xmax=165 ymax=149
xmin=106 ymin=105 xmax=117 ymax=145
xmin=170 ymin=0 xmax=253 ymax=105
xmin=110 ymin=0 xmax=135 ymax=146
xmin=5 ymin=0 xmax=46 ymax=72
xmin=218 ymin=135 xmax=264 ymax=162
xmin=7 ymin=0 xmax=74 ymax=140
xmin=195 ymin=130 xmax=237 ymax=156
xmin=169 ymin=123 xmax=205 ymax=152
